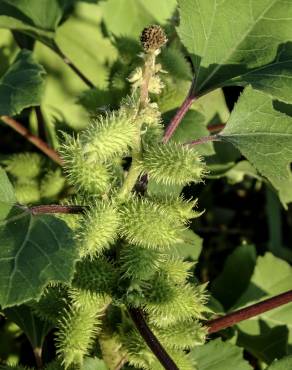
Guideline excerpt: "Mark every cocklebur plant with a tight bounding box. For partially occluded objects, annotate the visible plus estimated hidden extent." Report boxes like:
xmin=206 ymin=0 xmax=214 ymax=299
xmin=29 ymin=25 xmax=208 ymax=370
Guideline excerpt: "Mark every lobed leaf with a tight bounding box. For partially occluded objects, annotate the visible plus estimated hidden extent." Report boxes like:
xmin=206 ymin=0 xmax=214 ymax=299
xmin=177 ymin=0 xmax=292 ymax=102
xmin=220 ymin=86 xmax=292 ymax=207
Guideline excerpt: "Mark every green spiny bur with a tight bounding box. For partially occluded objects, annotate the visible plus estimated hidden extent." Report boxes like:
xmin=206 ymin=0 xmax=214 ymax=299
xmin=119 ymin=196 xmax=185 ymax=249
xmin=56 ymin=290 xmax=108 ymax=369
xmin=81 ymin=111 xmax=138 ymax=162
xmin=3 ymin=152 xmax=43 ymax=179
xmin=77 ymin=201 xmax=120 ymax=259
xmin=73 ymin=257 xmax=117 ymax=295
xmin=119 ymin=244 xmax=165 ymax=281
xmin=60 ymin=134 xmax=111 ymax=195
xmin=29 ymin=284 xmax=70 ymax=324
xmin=40 ymin=169 xmax=66 ymax=200
xmin=14 ymin=179 xmax=40 ymax=204
xmin=141 ymin=142 xmax=206 ymax=186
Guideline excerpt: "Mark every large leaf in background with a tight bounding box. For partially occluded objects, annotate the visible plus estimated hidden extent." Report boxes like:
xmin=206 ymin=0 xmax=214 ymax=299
xmin=100 ymin=0 xmax=176 ymax=37
xmin=267 ymin=356 xmax=292 ymax=369
xmin=0 ymin=0 xmax=74 ymax=46
xmin=56 ymin=2 xmax=117 ymax=88
xmin=0 ymin=171 xmax=77 ymax=308
xmin=177 ymin=0 xmax=292 ymax=102
xmin=238 ymin=324 xmax=289 ymax=364
xmin=0 ymin=49 xmax=45 ymax=116
xmin=232 ymin=253 xmax=292 ymax=353
xmin=0 ymin=168 xmax=15 ymax=204
xmin=211 ymin=245 xmax=257 ymax=310
xmin=189 ymin=338 xmax=252 ymax=370
xmin=219 ymin=86 xmax=292 ymax=207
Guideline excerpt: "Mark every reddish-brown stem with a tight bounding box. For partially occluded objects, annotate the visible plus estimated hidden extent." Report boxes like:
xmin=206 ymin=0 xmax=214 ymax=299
xmin=1 ymin=115 xmax=63 ymax=166
xmin=28 ymin=204 xmax=86 ymax=215
xmin=184 ymin=134 xmax=219 ymax=146
xmin=128 ymin=308 xmax=179 ymax=370
xmin=207 ymin=290 xmax=292 ymax=334
xmin=163 ymin=79 xmax=196 ymax=143
xmin=207 ymin=123 xmax=226 ymax=133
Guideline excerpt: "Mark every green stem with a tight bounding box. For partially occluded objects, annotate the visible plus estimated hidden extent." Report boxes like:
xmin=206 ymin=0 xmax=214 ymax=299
xmin=118 ymin=52 xmax=156 ymax=200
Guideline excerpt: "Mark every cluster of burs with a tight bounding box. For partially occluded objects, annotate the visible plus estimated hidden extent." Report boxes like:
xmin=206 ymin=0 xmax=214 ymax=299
xmin=33 ymin=26 xmax=208 ymax=370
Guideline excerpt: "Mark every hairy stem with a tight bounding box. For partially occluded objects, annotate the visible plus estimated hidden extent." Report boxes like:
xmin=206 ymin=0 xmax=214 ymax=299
xmin=128 ymin=308 xmax=179 ymax=370
xmin=118 ymin=52 xmax=156 ymax=199
xmin=162 ymin=78 xmax=196 ymax=143
xmin=52 ymin=42 xmax=94 ymax=88
xmin=27 ymin=204 xmax=86 ymax=215
xmin=207 ymin=290 xmax=292 ymax=334
xmin=184 ymin=134 xmax=220 ymax=147
xmin=1 ymin=115 xmax=63 ymax=165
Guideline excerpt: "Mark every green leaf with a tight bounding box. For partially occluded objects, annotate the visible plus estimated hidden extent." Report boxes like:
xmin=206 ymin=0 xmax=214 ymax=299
xmin=267 ymin=355 xmax=292 ymax=369
xmin=189 ymin=338 xmax=252 ymax=370
xmin=237 ymin=324 xmax=289 ymax=364
xmin=55 ymin=3 xmax=117 ymax=88
xmin=0 ymin=168 xmax=16 ymax=204
xmin=0 ymin=0 xmax=74 ymax=46
xmin=0 ymin=50 xmax=46 ymax=116
xmin=4 ymin=305 xmax=51 ymax=350
xmin=211 ymin=245 xmax=257 ymax=310
xmin=159 ymin=47 xmax=192 ymax=81
xmin=219 ymin=86 xmax=292 ymax=207
xmin=177 ymin=0 xmax=292 ymax=101
xmin=0 ymin=204 xmax=77 ymax=308
xmin=225 ymin=161 xmax=261 ymax=184
xmin=172 ymin=229 xmax=203 ymax=261
xmin=232 ymin=253 xmax=292 ymax=352
xmin=100 ymin=0 xmax=176 ymax=37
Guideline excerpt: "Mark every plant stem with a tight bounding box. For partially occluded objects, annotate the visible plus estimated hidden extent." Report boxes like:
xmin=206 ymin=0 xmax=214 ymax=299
xmin=118 ymin=52 xmax=155 ymax=200
xmin=207 ymin=123 xmax=226 ymax=133
xmin=162 ymin=78 xmax=196 ymax=143
xmin=128 ymin=308 xmax=179 ymax=370
xmin=184 ymin=134 xmax=220 ymax=147
xmin=52 ymin=42 xmax=94 ymax=88
xmin=33 ymin=347 xmax=43 ymax=369
xmin=27 ymin=204 xmax=86 ymax=215
xmin=1 ymin=115 xmax=63 ymax=165
xmin=207 ymin=290 xmax=292 ymax=334
xmin=35 ymin=106 xmax=47 ymax=142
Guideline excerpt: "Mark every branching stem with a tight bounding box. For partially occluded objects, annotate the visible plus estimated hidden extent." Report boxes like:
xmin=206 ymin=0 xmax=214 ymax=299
xmin=1 ymin=115 xmax=63 ymax=165
xmin=28 ymin=204 xmax=86 ymax=215
xmin=128 ymin=308 xmax=179 ymax=370
xmin=207 ymin=290 xmax=292 ymax=334
xmin=184 ymin=134 xmax=220 ymax=146
xmin=163 ymin=78 xmax=196 ymax=143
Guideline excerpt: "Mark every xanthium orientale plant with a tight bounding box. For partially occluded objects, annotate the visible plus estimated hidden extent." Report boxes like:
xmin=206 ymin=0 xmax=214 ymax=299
xmin=49 ymin=25 xmax=208 ymax=370
xmin=2 ymin=1 xmax=292 ymax=370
